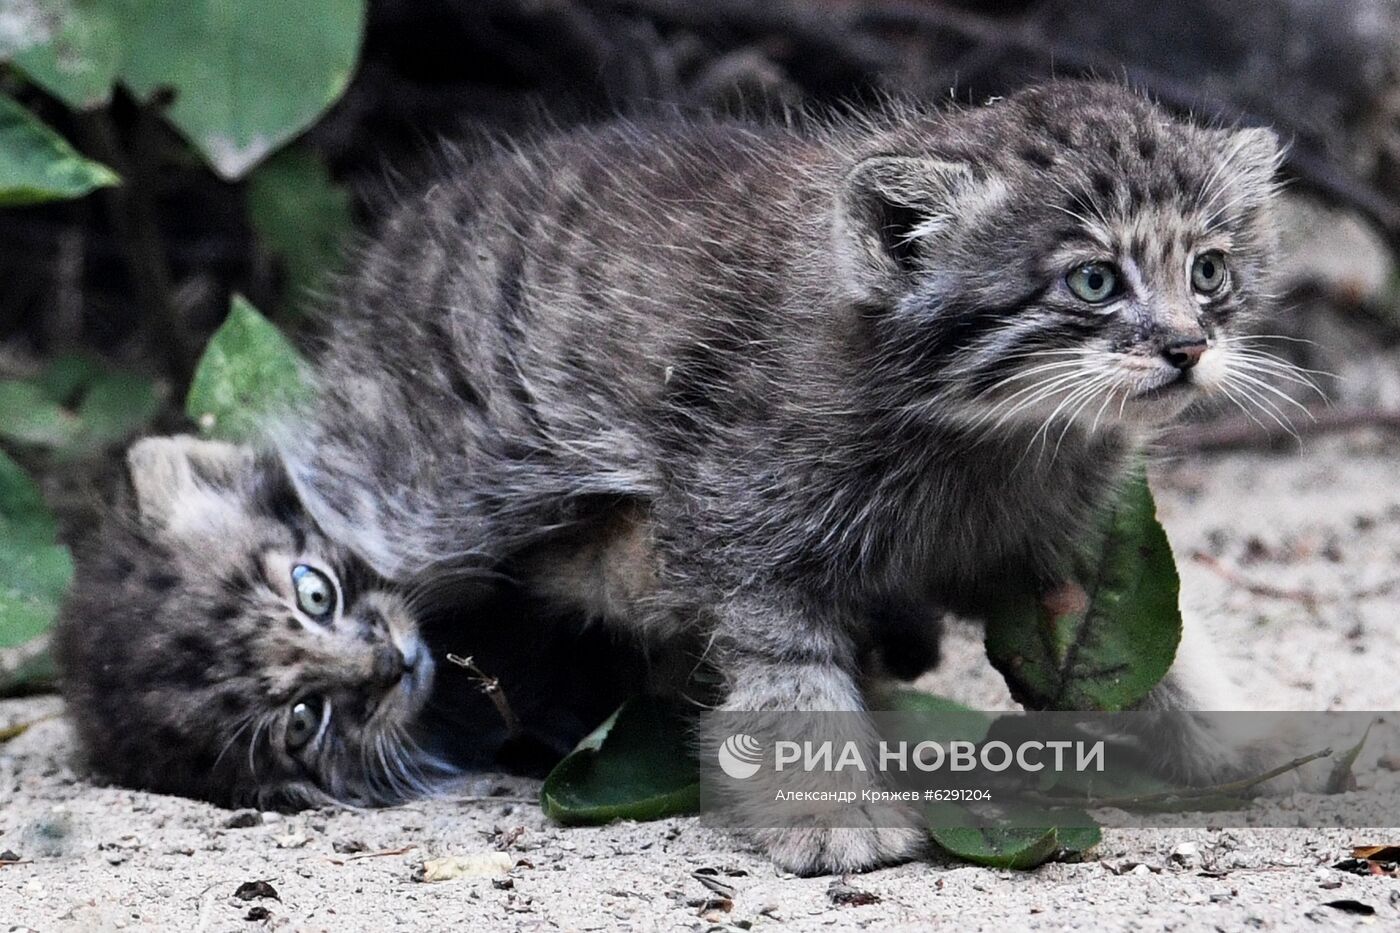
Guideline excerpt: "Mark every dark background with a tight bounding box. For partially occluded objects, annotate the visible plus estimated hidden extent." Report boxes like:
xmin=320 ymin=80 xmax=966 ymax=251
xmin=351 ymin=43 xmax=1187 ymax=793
xmin=4 ymin=0 xmax=1400 ymax=536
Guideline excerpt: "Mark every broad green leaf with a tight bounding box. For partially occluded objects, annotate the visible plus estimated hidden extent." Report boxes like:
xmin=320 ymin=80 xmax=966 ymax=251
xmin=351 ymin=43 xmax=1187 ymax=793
xmin=246 ymin=146 xmax=352 ymax=308
xmin=9 ymin=0 xmax=125 ymax=109
xmin=186 ymin=295 xmax=309 ymax=441
xmin=926 ymin=810 xmax=1060 ymax=870
xmin=876 ymin=687 xmax=984 ymax=717
xmin=7 ymin=0 xmax=365 ymax=176
xmin=541 ymin=698 xmax=701 ymax=825
xmin=69 ymin=370 xmax=160 ymax=452
xmin=0 ymin=0 xmax=58 ymax=60
xmin=37 ymin=354 xmax=99 ymax=403
xmin=0 ymin=380 xmax=82 ymax=447
xmin=876 ymin=686 xmax=993 ymax=750
xmin=0 ymin=450 xmax=73 ymax=650
xmin=984 ymin=467 xmax=1182 ymax=711
xmin=0 ymin=359 xmax=160 ymax=455
xmin=926 ymin=803 xmax=1101 ymax=869
xmin=0 ymin=94 xmax=118 ymax=205
xmin=119 ymin=0 xmax=366 ymax=179
xmin=1054 ymin=824 xmax=1103 ymax=860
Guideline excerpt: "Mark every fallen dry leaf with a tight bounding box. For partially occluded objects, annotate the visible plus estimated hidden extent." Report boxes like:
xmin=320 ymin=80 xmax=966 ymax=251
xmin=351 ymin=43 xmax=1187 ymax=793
xmin=1321 ymin=899 xmax=1376 ymax=916
xmin=414 ymin=851 xmax=513 ymax=882
xmin=1352 ymin=845 xmax=1400 ymax=861
xmin=828 ymin=878 xmax=881 ymax=907
xmin=232 ymin=880 xmax=279 ymax=901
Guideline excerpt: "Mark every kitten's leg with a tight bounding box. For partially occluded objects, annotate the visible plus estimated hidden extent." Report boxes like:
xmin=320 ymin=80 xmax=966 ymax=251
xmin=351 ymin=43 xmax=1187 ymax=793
xmin=705 ymin=594 xmax=925 ymax=875
xmin=1136 ymin=610 xmax=1327 ymax=789
xmin=1135 ymin=609 xmax=1246 ymax=783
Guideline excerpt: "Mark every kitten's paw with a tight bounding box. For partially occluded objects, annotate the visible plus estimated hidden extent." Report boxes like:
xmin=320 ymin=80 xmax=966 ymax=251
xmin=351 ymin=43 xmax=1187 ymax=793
xmin=1150 ymin=715 xmax=1333 ymax=795
xmin=751 ymin=811 xmax=925 ymax=876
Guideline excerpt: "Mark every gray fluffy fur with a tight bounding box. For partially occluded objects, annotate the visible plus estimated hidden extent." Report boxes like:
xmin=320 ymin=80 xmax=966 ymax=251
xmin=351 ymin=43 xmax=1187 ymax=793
xmin=273 ymin=81 xmax=1286 ymax=873
xmin=88 ymin=81 xmax=1292 ymax=874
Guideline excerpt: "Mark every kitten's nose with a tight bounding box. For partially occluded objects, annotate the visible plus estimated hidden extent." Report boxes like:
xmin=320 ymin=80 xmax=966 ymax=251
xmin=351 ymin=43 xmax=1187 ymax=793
xmin=372 ymin=646 xmax=406 ymax=686
xmin=1162 ymin=338 xmax=1207 ymax=370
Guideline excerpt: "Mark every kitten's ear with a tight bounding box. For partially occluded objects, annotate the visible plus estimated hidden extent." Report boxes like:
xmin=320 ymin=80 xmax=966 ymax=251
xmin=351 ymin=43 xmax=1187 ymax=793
xmin=126 ymin=436 xmax=256 ymax=526
xmin=1219 ymin=126 xmax=1283 ymax=195
xmin=835 ymin=156 xmax=1002 ymax=303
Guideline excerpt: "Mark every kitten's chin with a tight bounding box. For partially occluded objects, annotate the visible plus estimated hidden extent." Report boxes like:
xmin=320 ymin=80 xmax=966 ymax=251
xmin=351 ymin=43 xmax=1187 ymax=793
xmin=399 ymin=652 xmax=436 ymax=718
xmin=1122 ymin=382 xmax=1199 ymax=423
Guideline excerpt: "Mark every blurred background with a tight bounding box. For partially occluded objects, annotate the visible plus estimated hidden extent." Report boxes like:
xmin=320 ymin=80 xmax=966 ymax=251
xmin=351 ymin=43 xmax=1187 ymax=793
xmin=3 ymin=0 xmax=1400 ymax=690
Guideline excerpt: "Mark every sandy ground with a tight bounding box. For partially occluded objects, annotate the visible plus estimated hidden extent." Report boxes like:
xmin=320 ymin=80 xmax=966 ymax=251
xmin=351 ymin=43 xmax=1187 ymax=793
xmin=4 ymin=432 xmax=1400 ymax=932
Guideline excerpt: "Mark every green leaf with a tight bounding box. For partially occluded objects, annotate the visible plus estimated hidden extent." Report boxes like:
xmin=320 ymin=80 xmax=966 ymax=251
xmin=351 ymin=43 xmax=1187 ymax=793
xmin=0 ymin=94 xmax=118 ymax=205
xmin=0 ymin=1 xmax=61 ymax=60
xmin=118 ymin=0 xmax=366 ymax=179
xmin=0 ymin=358 xmax=160 ymax=455
xmin=186 ymin=295 xmax=310 ymax=441
xmin=0 ymin=380 xmax=82 ymax=447
xmin=984 ymin=466 xmax=1182 ymax=711
xmin=1326 ymin=720 xmax=1373 ymax=794
xmin=246 ymin=146 xmax=352 ymax=307
xmin=540 ymin=698 xmax=701 ymax=825
xmin=37 ymin=354 xmax=99 ymax=403
xmin=876 ymin=686 xmax=994 ymax=749
xmin=926 ymin=804 xmax=1101 ymax=869
xmin=0 ymin=450 xmax=73 ymax=651
xmin=1054 ymin=824 xmax=1103 ymax=860
xmin=69 ymin=370 xmax=161 ymax=451
xmin=7 ymin=0 xmax=365 ymax=177
xmin=9 ymin=0 xmax=125 ymax=109
xmin=927 ymin=816 xmax=1061 ymax=870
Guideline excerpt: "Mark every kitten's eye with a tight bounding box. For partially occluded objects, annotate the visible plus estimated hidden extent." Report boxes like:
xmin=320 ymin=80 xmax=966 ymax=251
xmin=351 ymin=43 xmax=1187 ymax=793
xmin=286 ymin=697 xmax=325 ymax=751
xmin=1191 ymin=251 xmax=1227 ymax=294
xmin=291 ymin=564 xmax=337 ymax=620
xmin=1065 ymin=262 xmax=1121 ymax=303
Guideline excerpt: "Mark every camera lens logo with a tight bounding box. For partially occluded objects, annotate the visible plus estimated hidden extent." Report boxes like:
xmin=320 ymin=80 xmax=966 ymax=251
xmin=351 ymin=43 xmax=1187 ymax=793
xmin=717 ymin=734 xmax=764 ymax=780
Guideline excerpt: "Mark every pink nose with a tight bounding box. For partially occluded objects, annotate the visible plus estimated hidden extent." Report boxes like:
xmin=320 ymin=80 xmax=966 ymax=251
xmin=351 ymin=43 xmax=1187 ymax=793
xmin=1163 ymin=339 xmax=1207 ymax=370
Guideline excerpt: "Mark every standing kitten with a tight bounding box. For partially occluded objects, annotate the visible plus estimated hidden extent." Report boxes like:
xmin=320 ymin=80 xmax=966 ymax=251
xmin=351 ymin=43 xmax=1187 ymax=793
xmin=303 ymin=83 xmax=1280 ymax=870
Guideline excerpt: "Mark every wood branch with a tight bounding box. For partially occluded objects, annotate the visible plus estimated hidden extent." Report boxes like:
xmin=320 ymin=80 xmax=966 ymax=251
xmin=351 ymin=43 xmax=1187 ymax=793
xmin=1161 ymin=406 xmax=1400 ymax=452
xmin=1189 ymin=553 xmax=1324 ymax=606
xmin=1190 ymin=552 xmax=1400 ymax=606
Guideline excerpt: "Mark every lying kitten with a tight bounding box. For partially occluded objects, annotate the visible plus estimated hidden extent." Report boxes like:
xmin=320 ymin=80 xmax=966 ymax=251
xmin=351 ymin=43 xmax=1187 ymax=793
xmin=268 ymin=81 xmax=1284 ymax=873
xmin=55 ymin=437 xmax=653 ymax=808
xmin=55 ymin=437 xmax=445 ymax=808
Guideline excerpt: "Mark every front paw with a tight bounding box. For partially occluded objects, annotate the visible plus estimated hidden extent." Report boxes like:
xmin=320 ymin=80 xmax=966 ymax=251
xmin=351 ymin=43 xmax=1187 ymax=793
xmin=750 ymin=809 xmax=925 ymax=876
xmin=1147 ymin=714 xmax=1335 ymax=794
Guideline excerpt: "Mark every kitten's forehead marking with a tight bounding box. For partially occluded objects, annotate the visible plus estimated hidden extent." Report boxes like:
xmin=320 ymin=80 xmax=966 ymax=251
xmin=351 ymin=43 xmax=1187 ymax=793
xmin=1118 ymin=256 xmax=1151 ymax=303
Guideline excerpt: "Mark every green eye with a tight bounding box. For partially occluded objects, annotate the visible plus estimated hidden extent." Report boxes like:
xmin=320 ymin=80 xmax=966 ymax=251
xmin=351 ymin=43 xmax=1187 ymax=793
xmin=1066 ymin=262 xmax=1120 ymax=303
xmin=286 ymin=697 xmax=324 ymax=751
xmin=1191 ymin=251 xmax=1227 ymax=294
xmin=291 ymin=564 xmax=337 ymax=620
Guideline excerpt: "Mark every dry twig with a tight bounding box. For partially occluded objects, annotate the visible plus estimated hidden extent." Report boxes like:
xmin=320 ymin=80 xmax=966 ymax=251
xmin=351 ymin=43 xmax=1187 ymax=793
xmin=1025 ymin=748 xmax=1333 ymax=811
xmin=1191 ymin=552 xmax=1400 ymax=606
xmin=446 ymin=654 xmax=522 ymax=738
